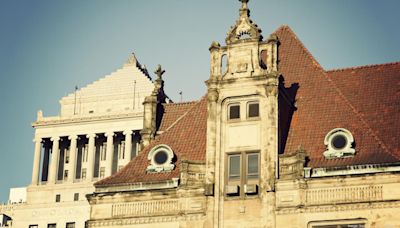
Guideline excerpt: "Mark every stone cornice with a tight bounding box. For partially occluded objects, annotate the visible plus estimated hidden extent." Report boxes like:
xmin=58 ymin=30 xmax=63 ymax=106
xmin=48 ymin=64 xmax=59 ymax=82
xmin=87 ymin=213 xmax=205 ymax=227
xmin=32 ymin=112 xmax=143 ymax=127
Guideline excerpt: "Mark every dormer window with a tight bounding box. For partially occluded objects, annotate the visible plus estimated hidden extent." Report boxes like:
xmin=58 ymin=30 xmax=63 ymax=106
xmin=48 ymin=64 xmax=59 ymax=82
xmin=147 ymin=144 xmax=175 ymax=173
xmin=323 ymin=128 xmax=355 ymax=159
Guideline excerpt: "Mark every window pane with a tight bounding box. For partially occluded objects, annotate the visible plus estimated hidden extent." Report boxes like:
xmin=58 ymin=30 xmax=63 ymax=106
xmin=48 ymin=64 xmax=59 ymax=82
xmin=229 ymin=155 xmax=240 ymax=180
xmin=247 ymin=153 xmax=259 ymax=178
xmin=229 ymin=105 xmax=240 ymax=119
xmin=66 ymin=222 xmax=75 ymax=228
xmin=248 ymin=103 xmax=259 ymax=118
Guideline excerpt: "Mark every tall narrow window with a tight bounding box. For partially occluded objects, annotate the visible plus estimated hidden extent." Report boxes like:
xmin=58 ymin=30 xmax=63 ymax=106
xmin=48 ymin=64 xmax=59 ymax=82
xmin=65 ymin=149 xmax=70 ymax=164
xmin=247 ymin=153 xmax=259 ymax=179
xmin=74 ymin=193 xmax=79 ymax=201
xmin=55 ymin=194 xmax=61 ymax=203
xmin=228 ymin=155 xmax=241 ymax=180
xmin=81 ymin=168 xmax=87 ymax=179
xmin=99 ymin=167 xmax=105 ymax=178
xmin=226 ymin=152 xmax=260 ymax=197
xmin=229 ymin=104 xmax=240 ymax=120
xmin=100 ymin=142 xmax=107 ymax=161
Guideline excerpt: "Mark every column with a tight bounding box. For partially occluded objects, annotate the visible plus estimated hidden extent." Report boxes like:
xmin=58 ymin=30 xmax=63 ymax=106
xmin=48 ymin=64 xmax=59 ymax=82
xmin=31 ymin=138 xmax=42 ymax=185
xmin=123 ymin=130 xmax=133 ymax=163
xmin=48 ymin=136 xmax=60 ymax=184
xmin=105 ymin=132 xmax=114 ymax=177
xmin=86 ymin=134 xmax=96 ymax=181
xmin=68 ymin=135 xmax=78 ymax=183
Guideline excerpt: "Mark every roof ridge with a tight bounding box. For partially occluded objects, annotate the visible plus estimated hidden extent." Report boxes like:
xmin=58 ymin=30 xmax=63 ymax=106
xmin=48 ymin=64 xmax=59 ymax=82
xmin=321 ymin=68 xmax=400 ymax=160
xmin=163 ymin=97 xmax=205 ymax=132
xmin=326 ymin=61 xmax=400 ymax=73
xmin=163 ymin=100 xmax=199 ymax=106
xmin=274 ymin=25 xmax=324 ymax=71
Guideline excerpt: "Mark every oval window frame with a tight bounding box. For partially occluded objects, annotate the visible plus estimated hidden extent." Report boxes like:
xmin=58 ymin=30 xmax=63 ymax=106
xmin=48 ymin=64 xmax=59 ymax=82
xmin=146 ymin=144 xmax=175 ymax=173
xmin=323 ymin=128 xmax=355 ymax=159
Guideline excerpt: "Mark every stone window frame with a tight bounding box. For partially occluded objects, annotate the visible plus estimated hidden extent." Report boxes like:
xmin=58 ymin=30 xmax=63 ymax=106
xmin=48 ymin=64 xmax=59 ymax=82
xmin=225 ymin=151 xmax=260 ymax=199
xmin=226 ymin=99 xmax=261 ymax=122
xmin=146 ymin=144 xmax=175 ymax=173
xmin=228 ymin=103 xmax=241 ymax=120
xmin=323 ymin=128 xmax=355 ymax=159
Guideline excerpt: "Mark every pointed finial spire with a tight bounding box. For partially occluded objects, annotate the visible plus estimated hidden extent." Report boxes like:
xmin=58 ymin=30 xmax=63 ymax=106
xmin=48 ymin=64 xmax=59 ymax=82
xmin=154 ymin=64 xmax=165 ymax=80
xmin=240 ymin=0 xmax=249 ymax=9
xmin=225 ymin=0 xmax=262 ymax=44
xmin=125 ymin=53 xmax=137 ymax=66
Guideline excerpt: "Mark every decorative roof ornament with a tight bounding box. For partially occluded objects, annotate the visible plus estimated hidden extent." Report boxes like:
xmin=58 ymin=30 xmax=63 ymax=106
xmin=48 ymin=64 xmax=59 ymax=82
xmin=225 ymin=0 xmax=262 ymax=44
xmin=125 ymin=52 xmax=138 ymax=66
xmin=154 ymin=64 xmax=165 ymax=80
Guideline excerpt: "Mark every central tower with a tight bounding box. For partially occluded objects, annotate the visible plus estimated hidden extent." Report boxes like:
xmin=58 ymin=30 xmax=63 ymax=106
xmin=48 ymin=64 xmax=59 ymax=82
xmin=205 ymin=0 xmax=279 ymax=227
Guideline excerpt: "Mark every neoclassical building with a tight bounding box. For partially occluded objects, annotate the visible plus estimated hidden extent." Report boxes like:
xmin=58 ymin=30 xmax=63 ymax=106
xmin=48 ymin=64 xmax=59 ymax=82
xmin=87 ymin=1 xmax=400 ymax=228
xmin=0 ymin=54 xmax=164 ymax=227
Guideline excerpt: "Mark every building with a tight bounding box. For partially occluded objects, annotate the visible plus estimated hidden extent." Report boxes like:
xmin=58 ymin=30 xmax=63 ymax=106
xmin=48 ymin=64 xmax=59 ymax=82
xmin=0 ymin=54 xmax=162 ymax=227
xmin=87 ymin=0 xmax=400 ymax=228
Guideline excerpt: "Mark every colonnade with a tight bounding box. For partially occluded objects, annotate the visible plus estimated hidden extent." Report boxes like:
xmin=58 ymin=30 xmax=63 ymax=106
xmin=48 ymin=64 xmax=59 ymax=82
xmin=31 ymin=130 xmax=139 ymax=185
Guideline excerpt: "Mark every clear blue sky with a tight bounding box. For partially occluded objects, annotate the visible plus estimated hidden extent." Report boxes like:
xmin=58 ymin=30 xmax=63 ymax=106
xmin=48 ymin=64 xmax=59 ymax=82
xmin=0 ymin=0 xmax=399 ymax=202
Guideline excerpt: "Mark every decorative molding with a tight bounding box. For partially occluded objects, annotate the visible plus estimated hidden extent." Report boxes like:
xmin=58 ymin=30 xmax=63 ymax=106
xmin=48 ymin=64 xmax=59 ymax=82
xmin=305 ymin=163 xmax=400 ymax=178
xmin=112 ymin=200 xmax=180 ymax=218
xmin=88 ymin=213 xmax=204 ymax=227
xmin=276 ymin=200 xmax=400 ymax=215
xmin=305 ymin=185 xmax=382 ymax=205
xmin=32 ymin=112 xmax=143 ymax=127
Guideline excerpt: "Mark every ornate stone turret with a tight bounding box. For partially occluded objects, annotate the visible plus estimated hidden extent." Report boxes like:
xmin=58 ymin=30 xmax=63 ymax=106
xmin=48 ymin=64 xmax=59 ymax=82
xmin=140 ymin=65 xmax=167 ymax=148
xmin=205 ymin=0 xmax=280 ymax=227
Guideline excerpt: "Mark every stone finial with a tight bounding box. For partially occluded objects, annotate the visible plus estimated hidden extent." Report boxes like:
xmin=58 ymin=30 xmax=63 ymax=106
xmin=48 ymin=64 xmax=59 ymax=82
xmin=154 ymin=64 xmax=165 ymax=80
xmin=37 ymin=110 xmax=43 ymax=121
xmin=225 ymin=0 xmax=262 ymax=44
xmin=125 ymin=53 xmax=137 ymax=66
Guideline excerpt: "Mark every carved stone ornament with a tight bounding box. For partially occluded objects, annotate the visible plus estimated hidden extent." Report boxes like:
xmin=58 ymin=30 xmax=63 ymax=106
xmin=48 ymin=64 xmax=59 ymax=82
xmin=146 ymin=144 xmax=175 ymax=173
xmin=225 ymin=0 xmax=262 ymax=44
xmin=207 ymin=88 xmax=219 ymax=102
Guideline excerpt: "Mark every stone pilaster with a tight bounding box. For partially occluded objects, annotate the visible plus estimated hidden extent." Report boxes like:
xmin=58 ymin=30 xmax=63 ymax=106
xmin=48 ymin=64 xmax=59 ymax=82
xmin=123 ymin=130 xmax=133 ymax=162
xmin=68 ymin=135 xmax=78 ymax=183
xmin=105 ymin=132 xmax=114 ymax=177
xmin=86 ymin=133 xmax=96 ymax=181
xmin=48 ymin=136 xmax=60 ymax=184
xmin=31 ymin=137 xmax=42 ymax=185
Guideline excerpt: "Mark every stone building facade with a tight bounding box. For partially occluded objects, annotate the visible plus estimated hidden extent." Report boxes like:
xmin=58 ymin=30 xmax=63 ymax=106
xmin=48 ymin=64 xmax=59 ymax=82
xmin=1 ymin=0 xmax=400 ymax=227
xmin=88 ymin=1 xmax=400 ymax=228
xmin=0 ymin=54 xmax=162 ymax=227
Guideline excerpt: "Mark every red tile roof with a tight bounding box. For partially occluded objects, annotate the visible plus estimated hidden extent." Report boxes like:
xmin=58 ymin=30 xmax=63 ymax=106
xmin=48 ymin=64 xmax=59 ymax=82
xmin=159 ymin=101 xmax=197 ymax=132
xmin=95 ymin=97 xmax=207 ymax=187
xmin=97 ymin=25 xmax=400 ymax=187
xmin=275 ymin=25 xmax=400 ymax=167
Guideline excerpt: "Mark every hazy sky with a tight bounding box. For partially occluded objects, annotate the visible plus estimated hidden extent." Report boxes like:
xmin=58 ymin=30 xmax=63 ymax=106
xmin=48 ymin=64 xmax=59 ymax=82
xmin=0 ymin=0 xmax=399 ymax=202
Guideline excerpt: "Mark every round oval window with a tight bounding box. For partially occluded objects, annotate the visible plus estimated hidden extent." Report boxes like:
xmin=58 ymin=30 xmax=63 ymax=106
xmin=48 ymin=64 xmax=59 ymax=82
xmin=154 ymin=150 xmax=168 ymax=165
xmin=331 ymin=135 xmax=347 ymax=149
